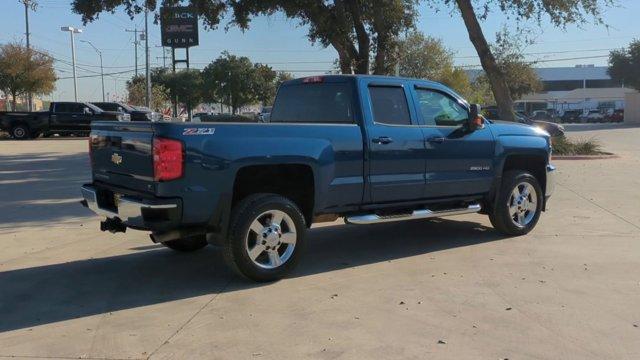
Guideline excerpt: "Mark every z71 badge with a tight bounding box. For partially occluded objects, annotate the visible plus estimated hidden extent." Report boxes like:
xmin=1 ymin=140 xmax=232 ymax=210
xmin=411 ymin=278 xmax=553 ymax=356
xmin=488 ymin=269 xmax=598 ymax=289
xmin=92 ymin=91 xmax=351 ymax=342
xmin=183 ymin=128 xmax=215 ymax=135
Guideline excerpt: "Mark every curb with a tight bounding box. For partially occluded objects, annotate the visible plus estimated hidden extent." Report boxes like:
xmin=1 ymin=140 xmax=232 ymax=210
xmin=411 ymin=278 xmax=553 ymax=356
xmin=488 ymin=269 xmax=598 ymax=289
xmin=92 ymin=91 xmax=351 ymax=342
xmin=552 ymin=154 xmax=618 ymax=160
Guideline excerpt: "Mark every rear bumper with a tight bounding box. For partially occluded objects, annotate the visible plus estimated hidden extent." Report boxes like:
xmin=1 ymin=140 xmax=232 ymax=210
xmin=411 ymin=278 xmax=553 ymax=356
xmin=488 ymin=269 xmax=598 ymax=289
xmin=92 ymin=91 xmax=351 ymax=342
xmin=81 ymin=184 xmax=181 ymax=231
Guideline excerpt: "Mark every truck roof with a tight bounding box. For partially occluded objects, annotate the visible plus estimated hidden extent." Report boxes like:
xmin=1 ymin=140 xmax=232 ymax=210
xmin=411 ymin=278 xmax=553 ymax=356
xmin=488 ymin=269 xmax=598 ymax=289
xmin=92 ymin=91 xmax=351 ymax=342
xmin=284 ymin=74 xmax=443 ymax=87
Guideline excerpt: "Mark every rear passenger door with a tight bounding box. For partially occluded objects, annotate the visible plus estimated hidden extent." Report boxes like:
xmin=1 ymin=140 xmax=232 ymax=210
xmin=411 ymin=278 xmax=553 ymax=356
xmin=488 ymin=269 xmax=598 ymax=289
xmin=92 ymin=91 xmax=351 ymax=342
xmin=50 ymin=103 xmax=83 ymax=131
xmin=364 ymin=81 xmax=427 ymax=203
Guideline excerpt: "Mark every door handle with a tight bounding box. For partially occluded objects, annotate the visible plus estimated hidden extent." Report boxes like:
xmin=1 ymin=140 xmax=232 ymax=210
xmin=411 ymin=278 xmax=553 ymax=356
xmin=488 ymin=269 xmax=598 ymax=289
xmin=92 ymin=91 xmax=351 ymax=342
xmin=372 ymin=136 xmax=393 ymax=145
xmin=427 ymin=136 xmax=445 ymax=144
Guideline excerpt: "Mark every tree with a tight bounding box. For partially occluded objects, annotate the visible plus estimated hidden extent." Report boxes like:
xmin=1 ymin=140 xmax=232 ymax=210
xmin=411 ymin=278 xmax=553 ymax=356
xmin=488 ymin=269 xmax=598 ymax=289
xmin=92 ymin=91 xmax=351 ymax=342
xmin=474 ymin=29 xmax=542 ymax=102
xmin=396 ymin=32 xmax=471 ymax=96
xmin=0 ymin=43 xmax=55 ymax=110
xmin=430 ymin=0 xmax=616 ymax=121
xmin=71 ymin=0 xmax=417 ymax=75
xmin=156 ymin=69 xmax=204 ymax=112
xmin=276 ymin=71 xmax=294 ymax=88
xmin=126 ymin=74 xmax=170 ymax=111
xmin=252 ymin=64 xmax=278 ymax=105
xmin=608 ymin=39 xmax=640 ymax=91
xmin=202 ymin=52 xmax=256 ymax=114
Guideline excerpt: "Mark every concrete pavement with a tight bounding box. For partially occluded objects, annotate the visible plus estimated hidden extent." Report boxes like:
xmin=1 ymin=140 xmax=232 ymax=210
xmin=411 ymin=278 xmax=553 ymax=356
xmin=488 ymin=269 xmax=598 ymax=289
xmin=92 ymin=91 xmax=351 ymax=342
xmin=0 ymin=126 xmax=639 ymax=359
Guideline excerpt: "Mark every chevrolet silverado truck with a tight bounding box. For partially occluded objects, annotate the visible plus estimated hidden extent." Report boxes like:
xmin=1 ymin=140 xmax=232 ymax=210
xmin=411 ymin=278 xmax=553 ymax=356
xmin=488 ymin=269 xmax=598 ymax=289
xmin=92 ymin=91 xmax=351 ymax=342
xmin=0 ymin=101 xmax=129 ymax=139
xmin=81 ymin=75 xmax=555 ymax=281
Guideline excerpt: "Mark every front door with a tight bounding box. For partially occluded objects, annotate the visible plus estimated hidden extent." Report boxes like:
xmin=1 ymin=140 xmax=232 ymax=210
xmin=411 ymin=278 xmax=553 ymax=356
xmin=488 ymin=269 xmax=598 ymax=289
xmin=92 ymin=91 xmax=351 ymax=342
xmin=410 ymin=86 xmax=495 ymax=199
xmin=365 ymin=83 xmax=426 ymax=203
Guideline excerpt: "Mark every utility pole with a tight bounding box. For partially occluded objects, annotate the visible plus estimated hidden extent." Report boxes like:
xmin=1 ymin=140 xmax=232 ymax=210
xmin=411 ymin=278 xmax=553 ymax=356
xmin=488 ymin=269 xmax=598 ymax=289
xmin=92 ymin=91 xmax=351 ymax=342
xmin=61 ymin=26 xmax=82 ymax=102
xmin=144 ymin=7 xmax=151 ymax=108
xmin=81 ymin=40 xmax=105 ymax=102
xmin=22 ymin=0 xmax=34 ymax=110
xmin=125 ymin=28 xmax=139 ymax=76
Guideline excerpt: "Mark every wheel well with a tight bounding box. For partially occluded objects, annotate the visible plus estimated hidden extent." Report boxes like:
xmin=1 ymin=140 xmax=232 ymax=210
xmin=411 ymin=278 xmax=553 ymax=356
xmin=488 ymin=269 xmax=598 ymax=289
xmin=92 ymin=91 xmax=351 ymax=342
xmin=232 ymin=164 xmax=315 ymax=226
xmin=502 ymin=154 xmax=546 ymax=193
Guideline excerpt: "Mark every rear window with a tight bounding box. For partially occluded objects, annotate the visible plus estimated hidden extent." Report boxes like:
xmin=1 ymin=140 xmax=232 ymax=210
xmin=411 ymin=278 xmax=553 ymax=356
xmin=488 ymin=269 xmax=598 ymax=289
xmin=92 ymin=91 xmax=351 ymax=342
xmin=270 ymin=83 xmax=354 ymax=124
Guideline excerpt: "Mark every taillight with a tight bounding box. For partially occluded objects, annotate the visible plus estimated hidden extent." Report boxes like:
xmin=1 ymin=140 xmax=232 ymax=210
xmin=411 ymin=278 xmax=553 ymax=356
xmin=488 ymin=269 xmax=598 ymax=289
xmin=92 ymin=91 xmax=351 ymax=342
xmin=153 ymin=137 xmax=183 ymax=181
xmin=88 ymin=135 xmax=97 ymax=163
xmin=303 ymin=76 xmax=324 ymax=83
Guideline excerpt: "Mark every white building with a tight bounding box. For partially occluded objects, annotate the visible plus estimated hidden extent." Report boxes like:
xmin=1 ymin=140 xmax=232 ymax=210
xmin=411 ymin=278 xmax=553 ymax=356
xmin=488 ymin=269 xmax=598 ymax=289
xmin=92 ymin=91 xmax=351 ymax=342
xmin=517 ymin=65 xmax=637 ymax=115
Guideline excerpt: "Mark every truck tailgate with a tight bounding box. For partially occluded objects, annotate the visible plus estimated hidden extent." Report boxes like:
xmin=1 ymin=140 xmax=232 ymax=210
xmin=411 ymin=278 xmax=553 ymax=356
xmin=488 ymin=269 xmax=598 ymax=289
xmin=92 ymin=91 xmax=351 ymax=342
xmin=90 ymin=121 xmax=156 ymax=193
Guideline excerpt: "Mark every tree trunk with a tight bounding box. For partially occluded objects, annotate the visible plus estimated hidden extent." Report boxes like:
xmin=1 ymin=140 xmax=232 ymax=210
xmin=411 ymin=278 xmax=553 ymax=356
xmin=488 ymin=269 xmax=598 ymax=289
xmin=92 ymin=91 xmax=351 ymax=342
xmin=346 ymin=0 xmax=370 ymax=74
xmin=11 ymin=91 xmax=18 ymax=111
xmin=455 ymin=0 xmax=515 ymax=122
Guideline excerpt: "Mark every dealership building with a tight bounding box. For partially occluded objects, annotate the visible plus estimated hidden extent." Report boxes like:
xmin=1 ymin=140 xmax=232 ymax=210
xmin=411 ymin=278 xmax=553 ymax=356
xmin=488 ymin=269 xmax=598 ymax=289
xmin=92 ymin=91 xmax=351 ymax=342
xmin=468 ymin=65 xmax=639 ymax=121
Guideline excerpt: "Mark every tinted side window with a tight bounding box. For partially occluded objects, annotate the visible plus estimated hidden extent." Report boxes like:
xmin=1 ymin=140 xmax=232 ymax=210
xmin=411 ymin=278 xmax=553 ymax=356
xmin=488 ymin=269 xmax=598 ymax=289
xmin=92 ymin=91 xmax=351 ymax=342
xmin=369 ymin=86 xmax=411 ymax=126
xmin=415 ymin=89 xmax=468 ymax=126
xmin=54 ymin=103 xmax=71 ymax=113
xmin=270 ymin=83 xmax=354 ymax=124
xmin=95 ymin=103 xmax=118 ymax=111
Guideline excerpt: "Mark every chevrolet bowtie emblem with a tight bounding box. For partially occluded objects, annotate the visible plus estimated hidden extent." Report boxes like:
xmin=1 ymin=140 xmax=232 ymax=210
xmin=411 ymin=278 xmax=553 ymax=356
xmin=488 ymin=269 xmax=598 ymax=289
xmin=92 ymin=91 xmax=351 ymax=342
xmin=111 ymin=153 xmax=123 ymax=165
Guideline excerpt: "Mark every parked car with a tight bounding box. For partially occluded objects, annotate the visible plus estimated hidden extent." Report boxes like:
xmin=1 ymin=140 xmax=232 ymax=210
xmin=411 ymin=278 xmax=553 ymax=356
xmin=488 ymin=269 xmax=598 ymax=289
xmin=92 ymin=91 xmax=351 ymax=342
xmin=583 ymin=110 xmax=605 ymax=123
xmin=259 ymin=106 xmax=272 ymax=122
xmin=482 ymin=106 xmax=564 ymax=137
xmin=0 ymin=102 xmax=129 ymax=139
xmin=560 ymin=110 xmax=581 ymax=123
xmin=606 ymin=109 xmax=624 ymax=123
xmin=81 ymin=75 xmax=555 ymax=281
xmin=92 ymin=102 xmax=162 ymax=122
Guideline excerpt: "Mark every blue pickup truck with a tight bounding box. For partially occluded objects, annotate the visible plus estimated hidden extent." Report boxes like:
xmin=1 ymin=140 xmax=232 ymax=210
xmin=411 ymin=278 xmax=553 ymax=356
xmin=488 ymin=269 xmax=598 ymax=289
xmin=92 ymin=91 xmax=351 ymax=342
xmin=81 ymin=75 xmax=555 ymax=281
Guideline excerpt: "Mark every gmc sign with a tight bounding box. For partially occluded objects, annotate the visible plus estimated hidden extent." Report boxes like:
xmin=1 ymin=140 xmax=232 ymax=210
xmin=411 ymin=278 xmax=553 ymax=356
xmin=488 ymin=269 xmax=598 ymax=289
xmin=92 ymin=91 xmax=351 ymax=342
xmin=160 ymin=7 xmax=199 ymax=48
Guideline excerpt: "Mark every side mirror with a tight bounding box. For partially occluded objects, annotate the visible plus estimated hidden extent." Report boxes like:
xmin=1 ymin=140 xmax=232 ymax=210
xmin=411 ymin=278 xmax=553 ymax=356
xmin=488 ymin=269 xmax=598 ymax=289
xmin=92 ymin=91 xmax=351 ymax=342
xmin=468 ymin=104 xmax=483 ymax=131
xmin=83 ymin=107 xmax=93 ymax=115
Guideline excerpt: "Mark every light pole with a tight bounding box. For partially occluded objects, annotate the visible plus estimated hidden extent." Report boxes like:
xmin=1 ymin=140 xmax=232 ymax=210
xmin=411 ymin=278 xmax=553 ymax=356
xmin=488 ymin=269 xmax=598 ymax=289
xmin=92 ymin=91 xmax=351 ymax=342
xmin=61 ymin=26 xmax=82 ymax=102
xmin=144 ymin=7 xmax=151 ymax=108
xmin=80 ymin=40 xmax=105 ymax=102
xmin=22 ymin=0 xmax=35 ymax=110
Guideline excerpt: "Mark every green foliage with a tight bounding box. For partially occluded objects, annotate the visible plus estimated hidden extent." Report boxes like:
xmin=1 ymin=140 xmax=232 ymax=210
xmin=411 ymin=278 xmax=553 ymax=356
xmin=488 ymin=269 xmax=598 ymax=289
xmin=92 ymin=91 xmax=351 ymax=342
xmin=71 ymin=0 xmax=417 ymax=75
xmin=552 ymin=136 xmax=605 ymax=156
xmin=474 ymin=28 xmax=542 ymax=102
xmin=608 ymin=39 xmax=640 ymax=91
xmin=396 ymin=32 xmax=472 ymax=97
xmin=155 ymin=69 xmax=204 ymax=110
xmin=126 ymin=74 xmax=170 ymax=111
xmin=202 ymin=52 xmax=281 ymax=113
xmin=435 ymin=0 xmax=615 ymax=27
xmin=0 ymin=43 xmax=56 ymax=110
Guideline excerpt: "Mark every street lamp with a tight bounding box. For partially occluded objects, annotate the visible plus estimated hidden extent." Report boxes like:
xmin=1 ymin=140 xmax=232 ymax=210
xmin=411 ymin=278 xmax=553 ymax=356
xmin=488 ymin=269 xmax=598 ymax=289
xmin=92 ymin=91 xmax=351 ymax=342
xmin=80 ymin=40 xmax=105 ymax=102
xmin=60 ymin=26 xmax=82 ymax=101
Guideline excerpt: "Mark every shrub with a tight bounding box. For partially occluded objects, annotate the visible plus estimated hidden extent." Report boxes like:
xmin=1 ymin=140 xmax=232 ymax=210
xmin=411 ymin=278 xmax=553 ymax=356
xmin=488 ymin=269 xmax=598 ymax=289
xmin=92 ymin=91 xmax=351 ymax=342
xmin=553 ymin=136 xmax=606 ymax=156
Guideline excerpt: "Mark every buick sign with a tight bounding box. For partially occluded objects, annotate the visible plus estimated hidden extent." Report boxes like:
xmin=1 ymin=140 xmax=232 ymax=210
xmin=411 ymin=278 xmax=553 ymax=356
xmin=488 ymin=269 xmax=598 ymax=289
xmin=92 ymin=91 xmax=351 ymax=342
xmin=160 ymin=7 xmax=199 ymax=48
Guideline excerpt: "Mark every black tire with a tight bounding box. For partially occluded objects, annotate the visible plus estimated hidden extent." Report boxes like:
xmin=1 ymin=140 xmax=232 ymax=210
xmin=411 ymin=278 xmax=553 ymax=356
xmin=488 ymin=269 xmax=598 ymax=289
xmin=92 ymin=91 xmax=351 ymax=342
xmin=162 ymin=235 xmax=208 ymax=252
xmin=223 ymin=193 xmax=306 ymax=282
xmin=489 ymin=170 xmax=543 ymax=236
xmin=10 ymin=124 xmax=31 ymax=140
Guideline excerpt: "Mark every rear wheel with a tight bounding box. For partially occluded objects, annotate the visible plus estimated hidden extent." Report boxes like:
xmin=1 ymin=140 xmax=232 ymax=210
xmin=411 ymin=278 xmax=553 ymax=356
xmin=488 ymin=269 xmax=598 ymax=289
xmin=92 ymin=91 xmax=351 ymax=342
xmin=11 ymin=124 xmax=31 ymax=140
xmin=162 ymin=235 xmax=208 ymax=252
xmin=223 ymin=193 xmax=306 ymax=282
xmin=489 ymin=170 xmax=543 ymax=236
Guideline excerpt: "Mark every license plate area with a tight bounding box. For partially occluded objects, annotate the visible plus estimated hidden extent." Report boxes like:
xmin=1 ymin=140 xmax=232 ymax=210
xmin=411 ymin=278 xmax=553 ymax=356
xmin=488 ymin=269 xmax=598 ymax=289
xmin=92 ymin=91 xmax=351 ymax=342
xmin=95 ymin=188 xmax=118 ymax=213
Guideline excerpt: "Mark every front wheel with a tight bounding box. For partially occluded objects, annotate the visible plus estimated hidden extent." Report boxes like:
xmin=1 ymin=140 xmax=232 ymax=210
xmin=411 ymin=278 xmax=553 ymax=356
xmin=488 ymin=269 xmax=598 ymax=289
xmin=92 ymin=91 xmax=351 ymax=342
xmin=489 ymin=170 xmax=543 ymax=236
xmin=223 ymin=193 xmax=306 ymax=282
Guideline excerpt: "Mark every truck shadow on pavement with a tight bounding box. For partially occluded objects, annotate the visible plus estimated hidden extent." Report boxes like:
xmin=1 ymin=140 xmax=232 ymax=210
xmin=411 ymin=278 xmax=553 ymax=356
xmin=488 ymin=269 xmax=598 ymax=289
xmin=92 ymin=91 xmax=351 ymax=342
xmin=0 ymin=218 xmax=504 ymax=333
xmin=0 ymin=152 xmax=92 ymax=229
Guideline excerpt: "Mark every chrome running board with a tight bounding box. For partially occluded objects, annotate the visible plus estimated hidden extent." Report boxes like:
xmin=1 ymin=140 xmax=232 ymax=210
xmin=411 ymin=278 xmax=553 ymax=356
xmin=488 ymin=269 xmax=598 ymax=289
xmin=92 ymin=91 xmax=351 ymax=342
xmin=345 ymin=204 xmax=481 ymax=225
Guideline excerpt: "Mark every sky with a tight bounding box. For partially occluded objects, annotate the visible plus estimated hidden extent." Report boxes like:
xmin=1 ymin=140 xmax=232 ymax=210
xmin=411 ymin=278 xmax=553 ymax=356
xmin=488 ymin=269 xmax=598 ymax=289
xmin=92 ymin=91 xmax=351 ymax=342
xmin=1 ymin=0 xmax=639 ymax=103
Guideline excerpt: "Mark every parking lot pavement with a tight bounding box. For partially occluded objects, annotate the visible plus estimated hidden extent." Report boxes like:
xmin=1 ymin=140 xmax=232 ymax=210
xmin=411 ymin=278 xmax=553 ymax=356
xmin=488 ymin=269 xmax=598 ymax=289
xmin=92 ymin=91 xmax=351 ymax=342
xmin=1 ymin=130 xmax=639 ymax=360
